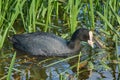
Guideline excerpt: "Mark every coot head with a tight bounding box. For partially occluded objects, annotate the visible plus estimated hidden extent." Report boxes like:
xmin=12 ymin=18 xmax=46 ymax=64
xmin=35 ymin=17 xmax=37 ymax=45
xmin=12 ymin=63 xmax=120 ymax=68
xmin=68 ymin=28 xmax=93 ymax=49
xmin=71 ymin=28 xmax=90 ymax=41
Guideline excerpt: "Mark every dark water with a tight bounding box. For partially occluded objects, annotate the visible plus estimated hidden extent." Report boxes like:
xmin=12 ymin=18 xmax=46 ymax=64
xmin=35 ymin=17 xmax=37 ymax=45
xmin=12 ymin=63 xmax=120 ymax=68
xmin=0 ymin=22 xmax=120 ymax=79
xmin=0 ymin=44 xmax=120 ymax=80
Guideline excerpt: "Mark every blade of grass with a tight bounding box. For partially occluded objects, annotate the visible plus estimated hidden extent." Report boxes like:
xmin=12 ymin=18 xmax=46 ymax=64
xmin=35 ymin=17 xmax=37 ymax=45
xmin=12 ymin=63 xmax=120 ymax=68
xmin=7 ymin=52 xmax=16 ymax=80
xmin=69 ymin=0 xmax=82 ymax=34
xmin=77 ymin=52 xmax=81 ymax=78
xmin=89 ymin=0 xmax=95 ymax=30
xmin=109 ymin=3 xmax=120 ymax=25
xmin=44 ymin=55 xmax=78 ymax=67
xmin=103 ymin=0 xmax=109 ymax=31
xmin=28 ymin=0 xmax=36 ymax=32
xmin=97 ymin=11 xmax=120 ymax=38
xmin=0 ymin=0 xmax=26 ymax=49
xmin=44 ymin=0 xmax=53 ymax=32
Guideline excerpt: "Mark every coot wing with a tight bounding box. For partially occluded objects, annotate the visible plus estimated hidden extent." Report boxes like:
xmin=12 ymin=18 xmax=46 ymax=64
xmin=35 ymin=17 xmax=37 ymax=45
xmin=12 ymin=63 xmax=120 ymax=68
xmin=12 ymin=32 xmax=72 ymax=56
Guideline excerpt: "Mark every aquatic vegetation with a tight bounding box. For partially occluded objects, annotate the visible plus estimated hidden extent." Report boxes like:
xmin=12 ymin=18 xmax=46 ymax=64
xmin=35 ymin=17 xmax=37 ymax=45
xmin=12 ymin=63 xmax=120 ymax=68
xmin=0 ymin=0 xmax=120 ymax=79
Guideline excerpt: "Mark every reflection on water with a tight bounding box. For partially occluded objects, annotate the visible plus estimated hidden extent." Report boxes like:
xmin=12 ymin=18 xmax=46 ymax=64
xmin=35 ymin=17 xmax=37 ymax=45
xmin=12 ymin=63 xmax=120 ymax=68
xmin=0 ymin=56 xmax=77 ymax=80
xmin=87 ymin=45 xmax=120 ymax=80
xmin=87 ymin=71 xmax=114 ymax=80
xmin=44 ymin=61 xmax=76 ymax=80
xmin=0 ymin=45 xmax=120 ymax=80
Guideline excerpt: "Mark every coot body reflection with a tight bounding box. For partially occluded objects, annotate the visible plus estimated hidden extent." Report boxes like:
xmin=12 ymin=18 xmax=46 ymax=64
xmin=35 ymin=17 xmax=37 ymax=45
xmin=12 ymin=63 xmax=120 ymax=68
xmin=10 ymin=28 xmax=93 ymax=56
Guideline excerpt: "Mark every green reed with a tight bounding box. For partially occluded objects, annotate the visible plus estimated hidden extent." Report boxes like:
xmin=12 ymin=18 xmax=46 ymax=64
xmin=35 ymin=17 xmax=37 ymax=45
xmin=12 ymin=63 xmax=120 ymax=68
xmin=0 ymin=0 xmax=26 ymax=49
xmin=89 ymin=0 xmax=95 ymax=30
xmin=44 ymin=55 xmax=78 ymax=68
xmin=96 ymin=0 xmax=120 ymax=74
xmin=68 ymin=0 xmax=82 ymax=33
xmin=0 ymin=0 xmax=119 ymax=49
xmin=44 ymin=0 xmax=53 ymax=32
xmin=97 ymin=11 xmax=120 ymax=37
xmin=77 ymin=52 xmax=81 ymax=77
xmin=7 ymin=52 xmax=16 ymax=80
xmin=28 ymin=0 xmax=36 ymax=32
xmin=22 ymin=0 xmax=40 ymax=32
xmin=0 ymin=0 xmax=120 ymax=79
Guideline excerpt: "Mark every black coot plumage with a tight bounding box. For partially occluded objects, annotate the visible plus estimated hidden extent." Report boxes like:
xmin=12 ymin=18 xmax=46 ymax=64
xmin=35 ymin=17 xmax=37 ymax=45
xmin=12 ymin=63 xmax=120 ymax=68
xmin=10 ymin=28 xmax=93 ymax=56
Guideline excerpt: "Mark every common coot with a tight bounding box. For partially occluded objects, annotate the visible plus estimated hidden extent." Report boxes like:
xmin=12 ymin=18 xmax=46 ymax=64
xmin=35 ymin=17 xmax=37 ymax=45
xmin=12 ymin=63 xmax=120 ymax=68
xmin=10 ymin=28 xmax=94 ymax=56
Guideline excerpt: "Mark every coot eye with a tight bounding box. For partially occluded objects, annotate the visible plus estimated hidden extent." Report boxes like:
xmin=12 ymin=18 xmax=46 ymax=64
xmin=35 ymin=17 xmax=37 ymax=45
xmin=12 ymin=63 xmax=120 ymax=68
xmin=83 ymin=35 xmax=89 ymax=41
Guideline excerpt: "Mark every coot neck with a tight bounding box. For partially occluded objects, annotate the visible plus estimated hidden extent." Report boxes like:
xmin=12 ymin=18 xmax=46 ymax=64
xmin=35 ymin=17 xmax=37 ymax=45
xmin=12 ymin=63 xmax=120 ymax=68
xmin=67 ymin=39 xmax=81 ymax=50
